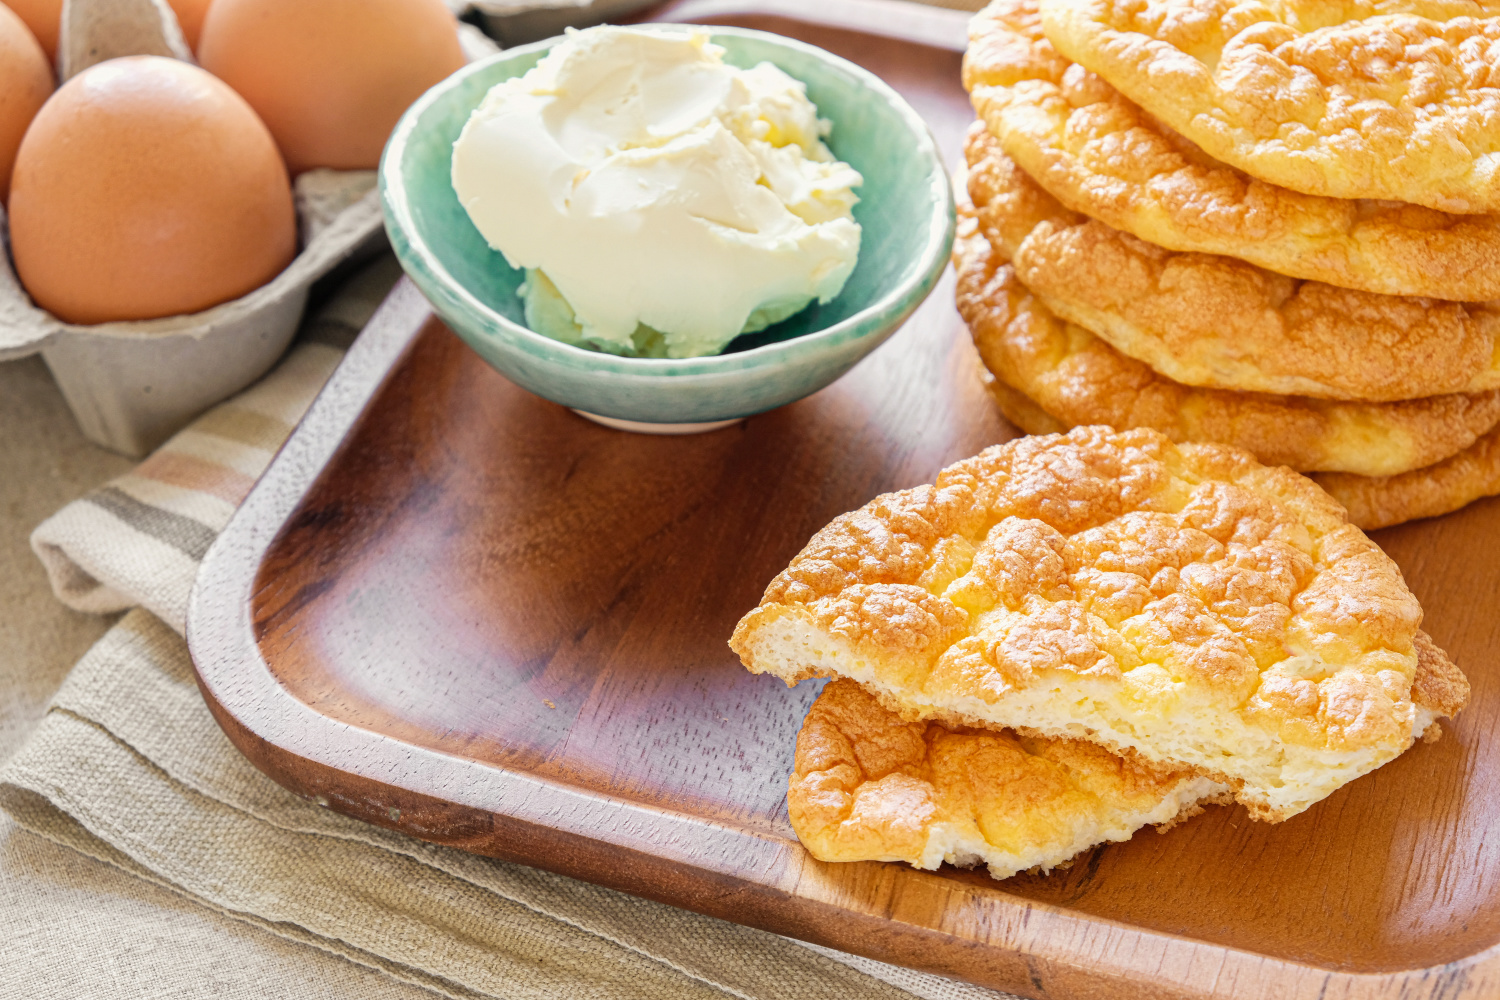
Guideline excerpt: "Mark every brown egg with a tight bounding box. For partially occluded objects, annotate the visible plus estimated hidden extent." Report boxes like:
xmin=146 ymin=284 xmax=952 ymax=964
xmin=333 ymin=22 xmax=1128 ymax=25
xmin=9 ymin=56 xmax=296 ymax=325
xmin=165 ymin=0 xmax=212 ymax=50
xmin=4 ymin=0 xmax=58 ymax=61
xmin=198 ymin=0 xmax=465 ymax=174
xmin=0 ymin=2 xmax=52 ymax=202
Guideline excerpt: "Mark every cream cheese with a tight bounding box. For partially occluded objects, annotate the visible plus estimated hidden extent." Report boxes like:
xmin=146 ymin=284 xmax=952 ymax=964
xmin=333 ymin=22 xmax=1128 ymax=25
xmin=450 ymin=25 xmax=862 ymax=358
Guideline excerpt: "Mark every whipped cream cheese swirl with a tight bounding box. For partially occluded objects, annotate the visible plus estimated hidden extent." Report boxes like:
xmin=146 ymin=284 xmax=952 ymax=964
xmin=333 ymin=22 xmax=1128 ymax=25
xmin=451 ymin=25 xmax=863 ymax=358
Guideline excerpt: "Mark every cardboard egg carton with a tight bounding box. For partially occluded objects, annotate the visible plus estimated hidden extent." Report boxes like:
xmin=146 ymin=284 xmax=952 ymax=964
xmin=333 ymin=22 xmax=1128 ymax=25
xmin=0 ymin=176 xmax=383 ymax=457
xmin=0 ymin=0 xmax=495 ymax=456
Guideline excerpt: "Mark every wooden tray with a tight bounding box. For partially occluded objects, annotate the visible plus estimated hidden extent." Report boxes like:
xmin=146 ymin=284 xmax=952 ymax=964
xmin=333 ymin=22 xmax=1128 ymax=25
xmin=186 ymin=6 xmax=1500 ymax=998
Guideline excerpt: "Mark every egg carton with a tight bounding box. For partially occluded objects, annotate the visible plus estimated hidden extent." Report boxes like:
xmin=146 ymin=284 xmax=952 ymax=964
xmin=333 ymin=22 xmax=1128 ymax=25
xmin=0 ymin=0 xmax=497 ymax=456
xmin=0 ymin=177 xmax=383 ymax=457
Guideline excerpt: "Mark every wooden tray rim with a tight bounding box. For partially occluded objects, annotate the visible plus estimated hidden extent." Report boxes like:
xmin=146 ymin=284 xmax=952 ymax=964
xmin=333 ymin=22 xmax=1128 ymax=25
xmin=184 ymin=281 xmax=1500 ymax=1000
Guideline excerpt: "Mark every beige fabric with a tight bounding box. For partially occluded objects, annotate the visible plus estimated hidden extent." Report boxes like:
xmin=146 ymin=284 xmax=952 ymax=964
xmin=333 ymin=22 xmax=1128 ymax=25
xmin=6 ymin=255 xmax=1017 ymax=999
xmin=0 ymin=358 xmax=130 ymax=763
xmin=0 ymin=819 xmax=441 ymax=999
xmin=0 ymin=355 xmax=436 ymax=999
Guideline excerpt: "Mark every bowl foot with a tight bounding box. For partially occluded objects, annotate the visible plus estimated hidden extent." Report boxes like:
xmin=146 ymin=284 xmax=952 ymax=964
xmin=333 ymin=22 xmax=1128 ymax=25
xmin=571 ymin=410 xmax=744 ymax=435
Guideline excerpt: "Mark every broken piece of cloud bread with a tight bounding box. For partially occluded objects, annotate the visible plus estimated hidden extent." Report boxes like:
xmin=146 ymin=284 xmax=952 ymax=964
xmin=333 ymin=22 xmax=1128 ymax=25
xmin=790 ymin=679 xmax=1227 ymax=879
xmin=731 ymin=427 xmax=1468 ymax=822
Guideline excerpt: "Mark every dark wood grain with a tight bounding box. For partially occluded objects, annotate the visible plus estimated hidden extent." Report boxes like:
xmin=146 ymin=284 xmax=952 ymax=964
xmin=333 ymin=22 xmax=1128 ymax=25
xmin=186 ymin=7 xmax=1500 ymax=999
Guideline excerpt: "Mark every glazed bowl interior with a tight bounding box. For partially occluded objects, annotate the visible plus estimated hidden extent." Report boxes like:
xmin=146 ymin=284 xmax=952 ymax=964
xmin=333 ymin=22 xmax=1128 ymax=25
xmin=381 ymin=25 xmax=954 ymax=424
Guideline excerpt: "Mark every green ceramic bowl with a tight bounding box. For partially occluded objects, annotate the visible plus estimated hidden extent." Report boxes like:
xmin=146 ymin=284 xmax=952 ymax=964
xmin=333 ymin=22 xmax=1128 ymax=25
xmin=380 ymin=26 xmax=955 ymax=429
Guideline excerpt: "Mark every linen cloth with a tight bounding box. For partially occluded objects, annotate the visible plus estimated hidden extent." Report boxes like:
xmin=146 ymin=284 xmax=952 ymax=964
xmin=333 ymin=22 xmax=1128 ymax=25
xmin=9 ymin=255 xmax=1016 ymax=1000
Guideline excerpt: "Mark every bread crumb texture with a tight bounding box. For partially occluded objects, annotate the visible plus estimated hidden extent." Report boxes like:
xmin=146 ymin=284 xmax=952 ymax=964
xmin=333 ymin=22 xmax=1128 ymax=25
xmin=789 ymin=679 xmax=1227 ymax=878
xmin=731 ymin=425 xmax=1469 ymax=819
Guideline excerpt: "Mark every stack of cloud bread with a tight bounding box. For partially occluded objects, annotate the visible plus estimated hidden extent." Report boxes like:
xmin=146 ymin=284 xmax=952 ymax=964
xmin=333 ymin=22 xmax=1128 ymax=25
xmin=731 ymin=428 xmax=1469 ymax=880
xmin=957 ymin=0 xmax=1500 ymax=531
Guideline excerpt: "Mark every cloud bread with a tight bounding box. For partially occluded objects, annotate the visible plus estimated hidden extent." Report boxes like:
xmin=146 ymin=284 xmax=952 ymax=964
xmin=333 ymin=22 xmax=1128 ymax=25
xmin=1038 ymin=0 xmax=1500 ymax=213
xmin=973 ymin=292 xmax=1500 ymax=530
xmin=788 ymin=679 xmax=1229 ymax=879
xmin=967 ymin=124 xmax=1500 ymax=402
xmin=984 ymin=371 xmax=1071 ymax=437
xmin=962 ymin=217 xmax=1500 ymax=534
xmin=1317 ymin=422 xmax=1500 ymax=528
xmin=731 ymin=426 xmax=1469 ymax=821
xmin=952 ymin=205 xmax=1500 ymax=477
xmin=963 ymin=0 xmax=1500 ymax=299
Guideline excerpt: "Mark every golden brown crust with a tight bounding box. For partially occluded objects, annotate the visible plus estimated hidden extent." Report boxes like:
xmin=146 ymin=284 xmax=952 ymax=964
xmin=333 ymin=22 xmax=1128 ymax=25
xmin=963 ymin=0 xmax=1500 ymax=299
xmin=983 ymin=371 xmax=1070 ymax=436
xmin=729 ymin=416 xmax=1446 ymax=819
xmin=979 ymin=318 xmax=1500 ymax=529
xmin=979 ymin=296 xmax=1500 ymax=529
xmin=1314 ymin=422 xmax=1500 ymax=529
xmin=1410 ymin=630 xmax=1471 ymax=719
xmin=957 ymin=188 xmax=1500 ymax=527
xmin=965 ymin=123 xmax=1500 ymax=403
xmin=788 ymin=679 xmax=1220 ymax=876
xmin=1039 ymin=0 xmax=1500 ymax=212
xmin=733 ymin=429 xmax=1420 ymax=724
xmin=951 ymin=200 xmax=1500 ymax=476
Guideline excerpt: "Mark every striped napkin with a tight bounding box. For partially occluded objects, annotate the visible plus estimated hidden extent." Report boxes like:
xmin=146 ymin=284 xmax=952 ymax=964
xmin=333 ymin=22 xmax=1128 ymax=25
xmin=29 ymin=258 xmax=392 ymax=633
xmin=14 ymin=255 xmax=1015 ymax=1000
